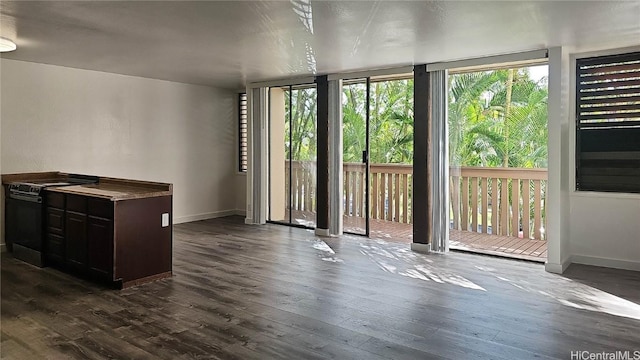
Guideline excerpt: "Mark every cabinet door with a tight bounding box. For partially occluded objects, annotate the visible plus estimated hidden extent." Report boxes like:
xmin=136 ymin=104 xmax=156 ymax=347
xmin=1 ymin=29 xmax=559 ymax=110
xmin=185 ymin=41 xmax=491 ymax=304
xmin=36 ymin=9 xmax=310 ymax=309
xmin=46 ymin=207 xmax=65 ymax=235
xmin=65 ymin=211 xmax=87 ymax=271
xmin=87 ymin=216 xmax=113 ymax=280
xmin=45 ymin=233 xmax=65 ymax=266
xmin=45 ymin=207 xmax=65 ymax=267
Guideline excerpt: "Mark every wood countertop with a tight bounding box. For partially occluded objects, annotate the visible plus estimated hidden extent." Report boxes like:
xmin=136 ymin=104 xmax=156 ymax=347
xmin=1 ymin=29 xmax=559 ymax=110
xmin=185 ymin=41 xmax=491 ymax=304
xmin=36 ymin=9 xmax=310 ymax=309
xmin=1 ymin=171 xmax=66 ymax=184
xmin=47 ymin=182 xmax=171 ymax=201
xmin=1 ymin=172 xmax=172 ymax=201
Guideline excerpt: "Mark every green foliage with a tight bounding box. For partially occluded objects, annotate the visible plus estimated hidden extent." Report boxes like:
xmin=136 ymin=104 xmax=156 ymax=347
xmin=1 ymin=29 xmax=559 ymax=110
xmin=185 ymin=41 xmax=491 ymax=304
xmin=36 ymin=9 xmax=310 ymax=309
xmin=342 ymin=83 xmax=367 ymax=163
xmin=343 ymin=79 xmax=414 ymax=164
xmin=284 ymin=67 xmax=548 ymax=169
xmin=285 ymin=87 xmax=317 ymax=161
xmin=448 ymin=68 xmax=548 ymax=168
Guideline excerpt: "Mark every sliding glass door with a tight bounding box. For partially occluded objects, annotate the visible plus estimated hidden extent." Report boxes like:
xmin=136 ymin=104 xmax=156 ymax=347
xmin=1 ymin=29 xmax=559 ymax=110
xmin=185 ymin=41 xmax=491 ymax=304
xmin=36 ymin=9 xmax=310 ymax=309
xmin=269 ymin=84 xmax=318 ymax=228
xmin=342 ymin=76 xmax=414 ymax=240
xmin=342 ymin=79 xmax=370 ymax=235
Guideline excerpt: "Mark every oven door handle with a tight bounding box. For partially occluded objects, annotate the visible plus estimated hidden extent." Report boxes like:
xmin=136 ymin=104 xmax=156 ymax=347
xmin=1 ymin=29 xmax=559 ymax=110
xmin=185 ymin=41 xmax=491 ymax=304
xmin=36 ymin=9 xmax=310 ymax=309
xmin=8 ymin=193 xmax=42 ymax=203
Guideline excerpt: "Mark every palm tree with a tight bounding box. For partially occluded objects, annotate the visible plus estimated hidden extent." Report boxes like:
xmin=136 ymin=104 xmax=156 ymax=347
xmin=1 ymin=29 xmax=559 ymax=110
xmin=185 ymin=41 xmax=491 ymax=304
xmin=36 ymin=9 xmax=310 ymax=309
xmin=285 ymin=87 xmax=318 ymax=161
xmin=448 ymin=68 xmax=548 ymax=169
xmin=342 ymin=79 xmax=414 ymax=164
xmin=342 ymin=83 xmax=367 ymax=163
xmin=448 ymin=70 xmax=504 ymax=167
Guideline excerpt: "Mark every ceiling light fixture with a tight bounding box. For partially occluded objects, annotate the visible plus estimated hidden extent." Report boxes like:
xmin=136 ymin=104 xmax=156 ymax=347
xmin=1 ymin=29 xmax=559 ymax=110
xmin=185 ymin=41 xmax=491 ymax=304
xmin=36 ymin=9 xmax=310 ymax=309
xmin=0 ymin=37 xmax=17 ymax=52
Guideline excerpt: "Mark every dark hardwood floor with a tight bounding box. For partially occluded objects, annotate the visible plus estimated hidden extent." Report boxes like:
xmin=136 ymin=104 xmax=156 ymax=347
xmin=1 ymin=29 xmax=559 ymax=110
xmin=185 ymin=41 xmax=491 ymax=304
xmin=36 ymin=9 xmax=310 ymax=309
xmin=2 ymin=216 xmax=639 ymax=359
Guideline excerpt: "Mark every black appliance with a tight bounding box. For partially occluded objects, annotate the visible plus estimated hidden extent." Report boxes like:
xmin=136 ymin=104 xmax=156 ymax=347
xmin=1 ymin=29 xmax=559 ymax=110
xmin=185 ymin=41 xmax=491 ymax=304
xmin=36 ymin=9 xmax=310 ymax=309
xmin=5 ymin=175 xmax=98 ymax=267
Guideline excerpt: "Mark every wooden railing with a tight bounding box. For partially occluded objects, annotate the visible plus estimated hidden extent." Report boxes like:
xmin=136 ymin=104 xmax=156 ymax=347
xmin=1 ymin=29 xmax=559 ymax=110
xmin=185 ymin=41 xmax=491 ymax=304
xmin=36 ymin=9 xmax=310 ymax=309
xmin=450 ymin=167 xmax=547 ymax=240
xmin=285 ymin=161 xmax=548 ymax=240
xmin=284 ymin=161 xmax=317 ymax=213
xmin=344 ymin=163 xmax=413 ymax=224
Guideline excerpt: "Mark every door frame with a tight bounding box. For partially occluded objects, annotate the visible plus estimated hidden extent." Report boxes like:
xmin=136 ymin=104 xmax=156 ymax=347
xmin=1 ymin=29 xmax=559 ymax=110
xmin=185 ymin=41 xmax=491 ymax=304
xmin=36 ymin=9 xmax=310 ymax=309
xmin=343 ymin=77 xmax=372 ymax=237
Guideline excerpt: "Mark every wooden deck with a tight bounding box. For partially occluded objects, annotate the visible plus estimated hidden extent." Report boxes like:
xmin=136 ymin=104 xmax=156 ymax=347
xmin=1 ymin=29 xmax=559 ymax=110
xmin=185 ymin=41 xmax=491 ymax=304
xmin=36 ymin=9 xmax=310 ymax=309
xmin=291 ymin=212 xmax=547 ymax=262
xmin=449 ymin=230 xmax=547 ymax=263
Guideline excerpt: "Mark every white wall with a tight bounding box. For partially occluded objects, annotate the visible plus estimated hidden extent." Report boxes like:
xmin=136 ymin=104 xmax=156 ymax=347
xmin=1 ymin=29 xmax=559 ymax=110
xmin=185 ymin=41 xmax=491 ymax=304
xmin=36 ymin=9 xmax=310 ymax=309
xmin=1 ymin=59 xmax=237 ymax=229
xmin=570 ymin=193 xmax=640 ymax=270
xmin=235 ymin=174 xmax=247 ymax=215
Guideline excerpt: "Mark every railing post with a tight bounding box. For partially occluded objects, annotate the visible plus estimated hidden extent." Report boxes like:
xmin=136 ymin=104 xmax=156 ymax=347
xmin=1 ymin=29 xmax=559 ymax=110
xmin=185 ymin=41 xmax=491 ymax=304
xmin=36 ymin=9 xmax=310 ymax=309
xmin=511 ymin=179 xmax=520 ymax=237
xmin=450 ymin=175 xmax=460 ymax=230
xmin=471 ymin=177 xmax=478 ymax=233
xmin=500 ymin=178 xmax=509 ymax=236
xmin=386 ymin=172 xmax=393 ymax=221
xmin=461 ymin=177 xmax=469 ymax=231
xmin=481 ymin=179 xmax=488 ymax=234
xmin=491 ymin=178 xmax=499 ymax=236
xmin=522 ymin=180 xmax=531 ymax=239
xmin=344 ymin=170 xmax=351 ymax=215
xmin=534 ymin=180 xmax=542 ymax=240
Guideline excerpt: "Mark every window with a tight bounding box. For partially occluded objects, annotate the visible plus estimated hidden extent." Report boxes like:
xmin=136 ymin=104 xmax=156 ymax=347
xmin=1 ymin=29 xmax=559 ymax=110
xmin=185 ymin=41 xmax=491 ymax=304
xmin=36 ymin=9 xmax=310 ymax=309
xmin=239 ymin=93 xmax=248 ymax=172
xmin=576 ymin=51 xmax=640 ymax=193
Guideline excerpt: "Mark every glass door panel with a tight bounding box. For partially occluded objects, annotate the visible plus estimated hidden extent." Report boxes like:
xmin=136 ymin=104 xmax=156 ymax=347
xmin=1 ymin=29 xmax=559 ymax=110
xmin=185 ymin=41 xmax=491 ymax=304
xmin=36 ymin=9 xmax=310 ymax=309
xmin=269 ymin=87 xmax=289 ymax=223
xmin=369 ymin=78 xmax=414 ymax=241
xmin=342 ymin=80 xmax=368 ymax=235
xmin=269 ymin=84 xmax=317 ymax=228
xmin=289 ymin=86 xmax=318 ymax=227
xmin=447 ymin=65 xmax=549 ymax=259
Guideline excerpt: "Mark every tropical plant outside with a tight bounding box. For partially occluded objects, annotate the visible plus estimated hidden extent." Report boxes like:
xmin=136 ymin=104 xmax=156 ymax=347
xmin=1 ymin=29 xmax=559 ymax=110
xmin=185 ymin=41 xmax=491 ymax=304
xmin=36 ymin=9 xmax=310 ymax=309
xmin=339 ymin=68 xmax=548 ymax=168
xmin=448 ymin=67 xmax=548 ymax=169
xmin=343 ymin=79 xmax=415 ymax=164
xmin=284 ymin=87 xmax=317 ymax=162
xmin=283 ymin=67 xmax=548 ymax=169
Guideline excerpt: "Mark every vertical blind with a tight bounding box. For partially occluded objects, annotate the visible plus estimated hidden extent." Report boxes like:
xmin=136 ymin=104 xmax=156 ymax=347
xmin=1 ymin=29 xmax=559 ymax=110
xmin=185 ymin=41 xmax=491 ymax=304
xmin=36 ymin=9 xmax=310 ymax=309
xmin=576 ymin=51 xmax=640 ymax=193
xmin=430 ymin=69 xmax=449 ymax=253
xmin=239 ymin=93 xmax=248 ymax=172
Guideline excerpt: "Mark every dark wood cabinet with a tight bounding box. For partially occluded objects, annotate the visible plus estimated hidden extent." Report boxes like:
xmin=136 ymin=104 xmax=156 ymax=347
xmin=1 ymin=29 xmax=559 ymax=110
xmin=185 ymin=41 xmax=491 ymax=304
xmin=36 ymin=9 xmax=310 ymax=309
xmin=46 ymin=192 xmax=115 ymax=279
xmin=45 ymin=193 xmax=66 ymax=266
xmin=87 ymin=215 xmax=113 ymax=280
xmin=46 ymin=233 xmax=65 ymax=265
xmin=43 ymin=190 xmax=171 ymax=288
xmin=65 ymin=211 xmax=87 ymax=271
xmin=57 ymin=195 xmax=114 ymax=280
xmin=46 ymin=207 xmax=65 ymax=234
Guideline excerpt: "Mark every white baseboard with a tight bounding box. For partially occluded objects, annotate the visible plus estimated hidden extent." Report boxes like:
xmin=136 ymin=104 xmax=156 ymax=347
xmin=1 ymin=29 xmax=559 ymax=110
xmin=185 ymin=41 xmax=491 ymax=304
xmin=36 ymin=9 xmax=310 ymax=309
xmin=315 ymin=228 xmax=331 ymax=237
xmin=545 ymin=257 xmax=572 ymax=274
xmin=173 ymin=210 xmax=237 ymax=224
xmin=234 ymin=209 xmax=247 ymax=217
xmin=411 ymin=242 xmax=431 ymax=254
xmin=570 ymin=255 xmax=640 ymax=272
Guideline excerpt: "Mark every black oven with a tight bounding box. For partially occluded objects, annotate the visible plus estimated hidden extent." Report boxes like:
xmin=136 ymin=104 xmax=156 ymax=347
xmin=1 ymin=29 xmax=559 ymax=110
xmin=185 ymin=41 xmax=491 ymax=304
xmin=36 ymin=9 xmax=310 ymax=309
xmin=6 ymin=191 xmax=45 ymax=266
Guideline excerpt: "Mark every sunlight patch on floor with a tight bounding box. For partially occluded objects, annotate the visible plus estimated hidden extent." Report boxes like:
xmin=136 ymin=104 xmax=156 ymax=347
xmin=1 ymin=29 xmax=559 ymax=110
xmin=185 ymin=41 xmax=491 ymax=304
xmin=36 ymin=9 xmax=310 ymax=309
xmin=359 ymin=242 xmax=486 ymax=291
xmin=310 ymin=239 xmax=343 ymax=263
xmin=476 ymin=265 xmax=640 ymax=320
xmin=312 ymin=240 xmax=335 ymax=254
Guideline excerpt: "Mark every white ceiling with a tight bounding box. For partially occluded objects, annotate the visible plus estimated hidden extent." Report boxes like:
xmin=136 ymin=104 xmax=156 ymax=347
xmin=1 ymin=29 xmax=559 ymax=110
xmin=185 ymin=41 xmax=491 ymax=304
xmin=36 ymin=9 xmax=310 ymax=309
xmin=1 ymin=1 xmax=639 ymax=89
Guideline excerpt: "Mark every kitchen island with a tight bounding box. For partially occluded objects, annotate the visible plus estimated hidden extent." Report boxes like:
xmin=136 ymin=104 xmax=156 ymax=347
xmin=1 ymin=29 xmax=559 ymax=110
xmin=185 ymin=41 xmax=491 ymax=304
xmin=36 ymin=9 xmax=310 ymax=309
xmin=2 ymin=172 xmax=173 ymax=289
